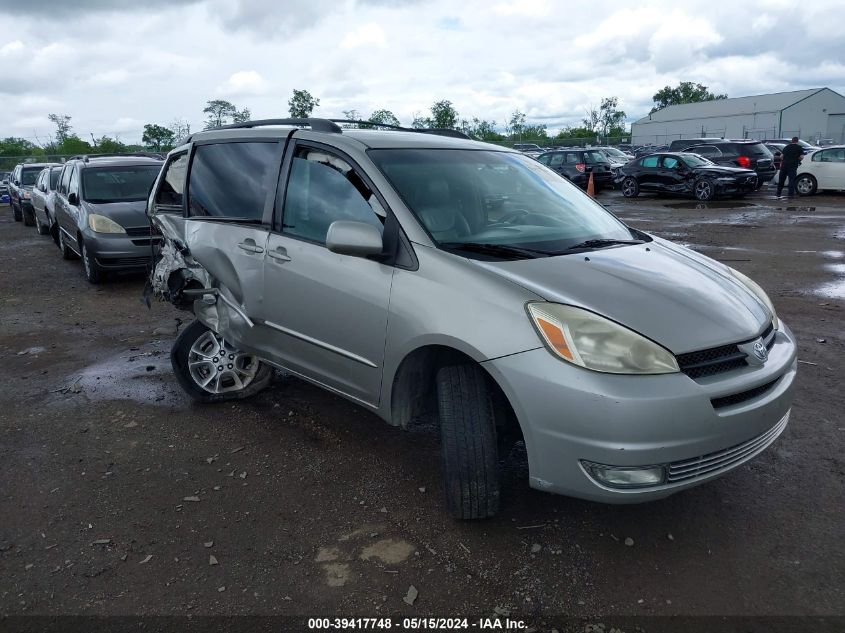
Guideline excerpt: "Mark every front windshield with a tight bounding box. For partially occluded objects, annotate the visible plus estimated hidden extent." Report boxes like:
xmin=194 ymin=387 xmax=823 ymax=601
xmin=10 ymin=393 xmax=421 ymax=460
xmin=22 ymin=169 xmax=41 ymax=186
xmin=681 ymin=154 xmax=715 ymax=167
xmin=369 ymin=149 xmax=635 ymax=255
xmin=82 ymin=165 xmax=161 ymax=203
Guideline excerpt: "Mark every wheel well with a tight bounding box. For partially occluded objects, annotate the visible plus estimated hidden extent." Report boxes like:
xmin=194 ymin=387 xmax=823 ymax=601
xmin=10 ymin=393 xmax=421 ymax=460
xmin=390 ymin=345 xmax=524 ymax=445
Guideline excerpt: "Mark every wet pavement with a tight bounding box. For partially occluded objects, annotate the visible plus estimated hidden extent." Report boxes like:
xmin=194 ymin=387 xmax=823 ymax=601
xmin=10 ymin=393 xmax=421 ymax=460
xmin=1 ymin=190 xmax=844 ymax=629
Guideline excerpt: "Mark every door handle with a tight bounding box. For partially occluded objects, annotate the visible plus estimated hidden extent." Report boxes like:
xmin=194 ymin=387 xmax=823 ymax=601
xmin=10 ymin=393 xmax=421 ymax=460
xmin=237 ymin=240 xmax=264 ymax=254
xmin=267 ymin=247 xmax=291 ymax=262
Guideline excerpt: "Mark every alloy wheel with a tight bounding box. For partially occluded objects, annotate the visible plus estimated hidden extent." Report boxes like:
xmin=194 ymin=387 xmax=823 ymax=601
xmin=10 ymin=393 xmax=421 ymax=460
xmin=695 ymin=180 xmax=713 ymax=200
xmin=188 ymin=330 xmax=260 ymax=394
xmin=796 ymin=176 xmax=814 ymax=195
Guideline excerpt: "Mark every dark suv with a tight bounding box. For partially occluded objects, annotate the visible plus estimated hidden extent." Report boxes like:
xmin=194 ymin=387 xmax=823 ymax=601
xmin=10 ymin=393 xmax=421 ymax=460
xmin=53 ymin=153 xmax=164 ymax=283
xmin=9 ymin=162 xmax=60 ymax=224
xmin=536 ymin=148 xmax=613 ymax=191
xmin=674 ymin=140 xmax=776 ymax=186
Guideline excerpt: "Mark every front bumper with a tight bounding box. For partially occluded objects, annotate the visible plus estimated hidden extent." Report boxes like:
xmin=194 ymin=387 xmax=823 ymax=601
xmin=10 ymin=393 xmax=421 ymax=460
xmin=81 ymin=228 xmax=159 ymax=270
xmin=483 ymin=322 xmax=797 ymax=503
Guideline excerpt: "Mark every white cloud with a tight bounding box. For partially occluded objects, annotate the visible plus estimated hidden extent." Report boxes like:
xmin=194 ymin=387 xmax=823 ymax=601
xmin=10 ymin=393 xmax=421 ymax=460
xmin=218 ymin=70 xmax=269 ymax=96
xmin=492 ymin=0 xmax=550 ymax=17
xmin=340 ymin=23 xmax=386 ymax=49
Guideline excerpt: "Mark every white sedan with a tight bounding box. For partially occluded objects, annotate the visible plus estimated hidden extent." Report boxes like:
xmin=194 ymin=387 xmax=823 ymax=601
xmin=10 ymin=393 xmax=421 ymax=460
xmin=796 ymin=145 xmax=845 ymax=195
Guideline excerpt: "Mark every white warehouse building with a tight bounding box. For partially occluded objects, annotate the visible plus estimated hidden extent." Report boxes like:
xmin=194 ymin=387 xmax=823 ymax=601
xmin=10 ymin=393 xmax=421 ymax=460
xmin=631 ymin=87 xmax=845 ymax=147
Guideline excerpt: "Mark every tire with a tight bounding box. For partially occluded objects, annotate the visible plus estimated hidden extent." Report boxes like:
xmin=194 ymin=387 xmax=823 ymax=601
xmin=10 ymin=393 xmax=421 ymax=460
xmin=436 ymin=364 xmax=500 ymax=520
xmin=796 ymin=174 xmax=817 ymax=196
xmin=50 ymin=222 xmax=60 ymax=246
xmin=621 ymin=177 xmax=639 ymax=198
xmin=36 ymin=213 xmax=50 ymax=236
xmin=81 ymin=240 xmax=104 ymax=284
xmin=58 ymin=229 xmax=78 ymax=260
xmin=12 ymin=202 xmax=22 ymax=222
xmin=171 ymin=320 xmax=273 ymax=404
xmin=23 ymin=206 xmax=35 ymax=227
xmin=694 ymin=178 xmax=715 ymax=201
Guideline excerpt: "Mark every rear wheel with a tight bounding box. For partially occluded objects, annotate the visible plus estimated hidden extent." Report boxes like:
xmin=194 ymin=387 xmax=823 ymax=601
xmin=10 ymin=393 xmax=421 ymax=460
xmin=22 ymin=206 xmax=35 ymax=227
xmin=621 ymin=177 xmax=639 ymax=198
xmin=171 ymin=320 xmax=273 ymax=403
xmin=436 ymin=364 xmax=500 ymax=520
xmin=796 ymin=174 xmax=817 ymax=196
xmin=694 ymin=178 xmax=715 ymax=201
xmin=12 ymin=201 xmax=22 ymax=222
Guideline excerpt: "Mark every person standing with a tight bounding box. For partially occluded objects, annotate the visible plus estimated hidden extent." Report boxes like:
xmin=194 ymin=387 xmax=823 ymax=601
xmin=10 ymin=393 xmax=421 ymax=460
xmin=776 ymin=137 xmax=803 ymax=199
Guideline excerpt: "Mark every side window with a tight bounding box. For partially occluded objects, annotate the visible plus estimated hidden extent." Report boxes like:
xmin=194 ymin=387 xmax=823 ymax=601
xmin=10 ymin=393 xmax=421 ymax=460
xmin=155 ymin=152 xmax=188 ymax=209
xmin=564 ymin=153 xmax=580 ymax=164
xmin=68 ymin=167 xmax=79 ymax=196
xmin=281 ymin=145 xmax=384 ymax=245
xmin=49 ymin=168 xmax=61 ymax=190
xmin=36 ymin=171 xmax=45 ymax=189
xmin=537 ymin=154 xmax=550 ymax=165
xmin=662 ymin=156 xmax=680 ymax=169
xmin=59 ymin=165 xmax=72 ymax=195
xmin=549 ymin=153 xmax=564 ymax=166
xmin=641 ymin=156 xmax=659 ymax=168
xmin=188 ymin=142 xmax=277 ymax=220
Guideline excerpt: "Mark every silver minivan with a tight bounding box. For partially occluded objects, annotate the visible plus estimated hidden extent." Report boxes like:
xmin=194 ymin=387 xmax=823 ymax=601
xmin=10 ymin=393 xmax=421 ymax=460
xmin=148 ymin=119 xmax=797 ymax=519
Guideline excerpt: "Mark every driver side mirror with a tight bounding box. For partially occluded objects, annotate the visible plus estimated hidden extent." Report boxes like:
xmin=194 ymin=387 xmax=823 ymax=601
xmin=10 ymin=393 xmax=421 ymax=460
xmin=326 ymin=221 xmax=384 ymax=258
xmin=67 ymin=192 xmax=79 ymax=206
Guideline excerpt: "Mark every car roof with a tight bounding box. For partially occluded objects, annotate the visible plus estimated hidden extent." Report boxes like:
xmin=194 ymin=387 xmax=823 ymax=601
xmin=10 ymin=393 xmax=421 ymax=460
xmin=21 ymin=162 xmax=60 ymax=168
xmin=70 ymin=156 xmax=163 ymax=167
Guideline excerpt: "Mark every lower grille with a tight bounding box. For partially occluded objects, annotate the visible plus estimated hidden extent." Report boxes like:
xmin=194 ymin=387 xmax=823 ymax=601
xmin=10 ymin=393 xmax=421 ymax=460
xmin=666 ymin=411 xmax=790 ymax=483
xmin=711 ymin=378 xmax=780 ymax=409
xmin=97 ymin=256 xmax=151 ymax=268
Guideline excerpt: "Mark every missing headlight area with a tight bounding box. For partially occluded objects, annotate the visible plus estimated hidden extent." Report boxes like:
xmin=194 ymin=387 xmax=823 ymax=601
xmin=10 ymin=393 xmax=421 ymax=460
xmin=148 ymin=228 xmax=209 ymax=311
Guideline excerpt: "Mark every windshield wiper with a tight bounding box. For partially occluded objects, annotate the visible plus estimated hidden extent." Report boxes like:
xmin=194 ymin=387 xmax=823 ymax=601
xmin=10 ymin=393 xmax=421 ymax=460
xmin=441 ymin=242 xmax=553 ymax=259
xmin=566 ymin=238 xmax=645 ymax=251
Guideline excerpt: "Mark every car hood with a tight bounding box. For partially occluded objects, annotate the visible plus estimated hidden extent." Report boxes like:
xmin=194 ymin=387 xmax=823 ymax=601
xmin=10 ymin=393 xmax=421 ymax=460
xmin=693 ymin=165 xmax=757 ymax=176
xmin=84 ymin=200 xmax=149 ymax=229
xmin=471 ymin=237 xmax=769 ymax=354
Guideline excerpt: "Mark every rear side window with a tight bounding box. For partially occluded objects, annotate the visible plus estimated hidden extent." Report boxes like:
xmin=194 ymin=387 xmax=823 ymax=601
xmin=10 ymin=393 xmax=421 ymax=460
xmin=49 ymin=168 xmax=61 ymax=189
xmin=188 ymin=142 xmax=277 ymax=220
xmin=155 ymin=153 xmax=188 ymax=209
xmin=537 ymin=154 xmax=551 ymax=165
xmin=59 ymin=165 xmax=72 ymax=194
xmin=740 ymin=142 xmax=772 ymax=157
xmin=640 ymin=156 xmax=659 ymax=167
xmin=564 ymin=153 xmax=580 ymax=164
xmin=584 ymin=150 xmax=609 ymax=164
xmin=813 ymin=148 xmax=845 ymax=162
xmin=549 ymin=153 xmax=564 ymax=166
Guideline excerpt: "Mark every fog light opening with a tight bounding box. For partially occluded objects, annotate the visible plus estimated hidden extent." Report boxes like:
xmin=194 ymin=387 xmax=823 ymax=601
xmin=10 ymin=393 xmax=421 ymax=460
xmin=581 ymin=461 xmax=666 ymax=489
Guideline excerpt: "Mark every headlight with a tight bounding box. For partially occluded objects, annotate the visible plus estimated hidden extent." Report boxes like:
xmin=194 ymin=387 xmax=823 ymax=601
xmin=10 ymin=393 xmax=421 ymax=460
xmin=23 ymin=190 xmax=31 ymax=199
xmin=88 ymin=214 xmax=126 ymax=234
xmin=728 ymin=268 xmax=778 ymax=330
xmin=526 ymin=303 xmax=679 ymax=374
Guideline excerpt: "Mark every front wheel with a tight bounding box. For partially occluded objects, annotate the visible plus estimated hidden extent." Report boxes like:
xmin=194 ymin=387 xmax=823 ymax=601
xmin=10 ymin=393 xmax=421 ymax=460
xmin=436 ymin=364 xmax=500 ymax=520
xmin=58 ymin=229 xmax=78 ymax=260
xmin=81 ymin=240 xmax=104 ymax=284
xmin=621 ymin=177 xmax=639 ymax=198
xmin=22 ymin=206 xmax=35 ymax=227
xmin=12 ymin=202 xmax=22 ymax=222
xmin=796 ymin=174 xmax=817 ymax=196
xmin=694 ymin=178 xmax=715 ymax=201
xmin=36 ymin=213 xmax=50 ymax=236
xmin=171 ymin=320 xmax=273 ymax=403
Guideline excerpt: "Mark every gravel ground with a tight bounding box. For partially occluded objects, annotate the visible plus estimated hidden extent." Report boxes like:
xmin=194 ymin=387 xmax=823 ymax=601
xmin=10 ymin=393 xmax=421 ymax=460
xmin=1 ymin=189 xmax=843 ymax=631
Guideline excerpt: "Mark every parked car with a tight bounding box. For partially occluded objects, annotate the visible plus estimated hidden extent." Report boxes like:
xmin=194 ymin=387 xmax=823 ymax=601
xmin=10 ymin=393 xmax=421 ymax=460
xmin=9 ymin=162 xmax=59 ymax=225
xmin=1 ymin=171 xmax=10 ymax=202
xmin=513 ymin=143 xmax=543 ymax=153
xmin=536 ymin=148 xmax=614 ymax=191
xmin=148 ymin=118 xmax=795 ymax=520
xmin=593 ymin=146 xmax=634 ymax=161
xmin=668 ymin=138 xmax=725 ymax=152
xmin=795 ymin=145 xmax=845 ymax=195
xmin=53 ymin=153 xmax=164 ymax=283
xmin=765 ymin=143 xmax=785 ymax=171
xmin=620 ymin=152 xmax=758 ymax=200
xmin=30 ymin=165 xmax=64 ymax=240
xmin=679 ymin=141 xmax=776 ymax=187
xmin=760 ymin=138 xmax=819 ymax=152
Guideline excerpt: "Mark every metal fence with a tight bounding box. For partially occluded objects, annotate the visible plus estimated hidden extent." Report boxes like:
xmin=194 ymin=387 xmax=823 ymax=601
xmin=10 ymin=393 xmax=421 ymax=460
xmin=487 ymin=136 xmax=631 ymax=149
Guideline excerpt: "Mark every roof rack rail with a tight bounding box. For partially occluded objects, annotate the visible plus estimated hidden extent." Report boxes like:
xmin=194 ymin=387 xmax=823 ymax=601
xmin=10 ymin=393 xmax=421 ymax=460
xmin=329 ymin=119 xmax=472 ymax=140
xmin=214 ymin=118 xmax=343 ymax=133
xmin=67 ymin=152 xmax=164 ymax=163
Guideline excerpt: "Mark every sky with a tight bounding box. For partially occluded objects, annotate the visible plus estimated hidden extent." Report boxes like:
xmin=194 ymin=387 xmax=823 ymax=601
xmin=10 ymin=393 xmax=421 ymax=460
xmin=1 ymin=0 xmax=845 ymax=145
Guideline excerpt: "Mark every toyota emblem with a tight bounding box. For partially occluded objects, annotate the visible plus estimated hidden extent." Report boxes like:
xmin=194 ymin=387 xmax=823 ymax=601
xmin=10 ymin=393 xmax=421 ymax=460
xmin=753 ymin=340 xmax=768 ymax=362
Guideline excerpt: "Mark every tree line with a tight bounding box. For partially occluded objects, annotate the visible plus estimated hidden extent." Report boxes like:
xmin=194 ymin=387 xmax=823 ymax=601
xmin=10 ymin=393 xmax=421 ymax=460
xmin=0 ymin=82 xmax=726 ymax=161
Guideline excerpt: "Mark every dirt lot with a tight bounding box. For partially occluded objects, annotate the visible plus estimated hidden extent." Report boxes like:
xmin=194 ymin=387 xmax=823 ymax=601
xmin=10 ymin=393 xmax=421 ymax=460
xmin=1 ymin=189 xmax=844 ymax=631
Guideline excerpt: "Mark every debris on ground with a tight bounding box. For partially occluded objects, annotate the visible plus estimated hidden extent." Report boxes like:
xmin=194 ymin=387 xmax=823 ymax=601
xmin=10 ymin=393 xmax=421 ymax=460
xmin=624 ymin=537 xmax=635 ymax=547
xmin=403 ymin=585 xmax=418 ymax=606
xmin=530 ymin=543 xmax=542 ymax=553
xmin=209 ymin=555 xmax=218 ymax=566
xmin=183 ymin=496 xmax=201 ymax=502
xmin=139 ymin=555 xmax=152 ymax=564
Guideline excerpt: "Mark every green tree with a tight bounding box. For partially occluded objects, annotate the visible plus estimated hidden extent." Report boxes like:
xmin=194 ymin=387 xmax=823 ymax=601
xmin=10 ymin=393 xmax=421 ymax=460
xmin=48 ymin=114 xmax=72 ymax=144
xmin=170 ymin=119 xmax=191 ymax=142
xmin=0 ymin=137 xmax=38 ymax=156
xmin=203 ymin=99 xmax=237 ymax=129
xmin=460 ymin=118 xmax=502 ymax=141
xmin=288 ymin=89 xmax=320 ymax=118
xmin=598 ymin=97 xmax=626 ymax=136
xmin=369 ymin=109 xmax=400 ymax=127
xmin=429 ymin=100 xmax=458 ymax=129
xmin=57 ymin=136 xmax=93 ymax=155
xmin=341 ymin=109 xmax=362 ymax=128
xmin=507 ymin=110 xmax=527 ymax=139
xmin=142 ymin=124 xmax=176 ymax=151
xmin=651 ymin=82 xmax=727 ymax=113
xmin=94 ymin=136 xmax=127 ymax=153
xmin=232 ymin=107 xmax=251 ymax=123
